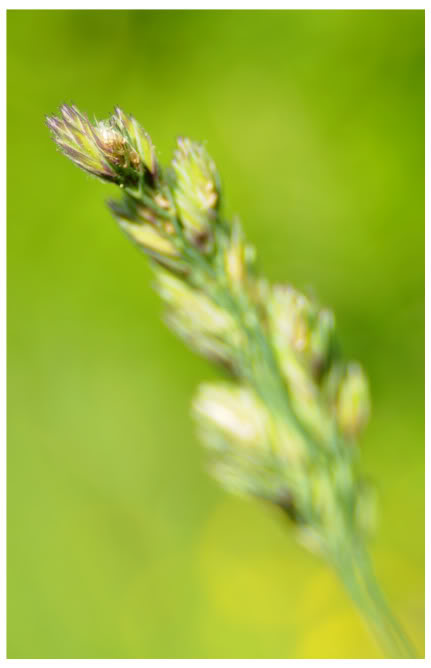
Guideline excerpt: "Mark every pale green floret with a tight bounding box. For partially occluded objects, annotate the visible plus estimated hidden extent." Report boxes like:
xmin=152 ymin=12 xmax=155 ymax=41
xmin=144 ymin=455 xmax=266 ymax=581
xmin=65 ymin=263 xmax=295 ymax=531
xmin=118 ymin=218 xmax=178 ymax=258
xmin=155 ymin=271 xmax=243 ymax=367
xmin=172 ymin=137 xmax=219 ymax=244
xmin=224 ymin=220 xmax=246 ymax=288
xmin=309 ymin=308 xmax=335 ymax=371
xmin=156 ymin=271 xmax=238 ymax=336
xmin=336 ymin=362 xmax=371 ymax=439
xmin=113 ymin=106 xmax=156 ymax=174
xmin=194 ymin=383 xmax=272 ymax=451
xmin=267 ymin=285 xmax=336 ymax=449
xmin=267 ymin=284 xmax=335 ymax=376
xmin=193 ymin=383 xmax=285 ymax=500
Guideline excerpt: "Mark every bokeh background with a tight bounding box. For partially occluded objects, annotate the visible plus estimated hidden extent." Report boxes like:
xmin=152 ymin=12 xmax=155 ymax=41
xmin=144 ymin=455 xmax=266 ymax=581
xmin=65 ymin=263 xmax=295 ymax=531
xmin=7 ymin=9 xmax=424 ymax=659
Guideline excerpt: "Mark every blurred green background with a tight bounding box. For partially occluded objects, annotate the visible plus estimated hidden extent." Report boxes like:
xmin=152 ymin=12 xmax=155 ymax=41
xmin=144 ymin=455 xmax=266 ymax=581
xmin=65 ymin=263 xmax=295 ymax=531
xmin=7 ymin=9 xmax=424 ymax=659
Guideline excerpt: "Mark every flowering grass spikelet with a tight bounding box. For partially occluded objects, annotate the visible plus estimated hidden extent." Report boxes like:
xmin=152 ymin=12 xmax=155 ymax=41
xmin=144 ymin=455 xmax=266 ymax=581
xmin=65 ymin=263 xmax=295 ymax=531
xmin=47 ymin=104 xmax=417 ymax=659
xmin=46 ymin=104 xmax=156 ymax=186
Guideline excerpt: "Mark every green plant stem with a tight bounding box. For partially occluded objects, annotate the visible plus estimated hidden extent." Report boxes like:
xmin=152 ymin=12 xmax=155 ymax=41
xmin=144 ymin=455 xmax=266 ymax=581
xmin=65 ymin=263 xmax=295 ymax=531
xmin=332 ymin=540 xmax=417 ymax=658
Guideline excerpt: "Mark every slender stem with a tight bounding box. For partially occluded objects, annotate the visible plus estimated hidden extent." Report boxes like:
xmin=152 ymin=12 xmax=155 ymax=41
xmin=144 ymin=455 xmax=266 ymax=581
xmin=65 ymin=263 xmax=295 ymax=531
xmin=333 ymin=541 xmax=417 ymax=658
xmin=356 ymin=545 xmax=418 ymax=658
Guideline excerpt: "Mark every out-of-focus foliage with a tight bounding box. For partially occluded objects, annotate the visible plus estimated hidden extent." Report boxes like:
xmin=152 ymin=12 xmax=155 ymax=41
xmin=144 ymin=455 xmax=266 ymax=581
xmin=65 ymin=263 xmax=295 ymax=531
xmin=7 ymin=9 xmax=424 ymax=658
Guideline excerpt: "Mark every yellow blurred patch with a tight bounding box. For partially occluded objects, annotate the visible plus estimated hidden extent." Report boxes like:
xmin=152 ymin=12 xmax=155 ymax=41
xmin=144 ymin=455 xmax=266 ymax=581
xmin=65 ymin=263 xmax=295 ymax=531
xmin=298 ymin=609 xmax=383 ymax=658
xmin=294 ymin=566 xmax=350 ymax=626
xmin=198 ymin=498 xmax=318 ymax=628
